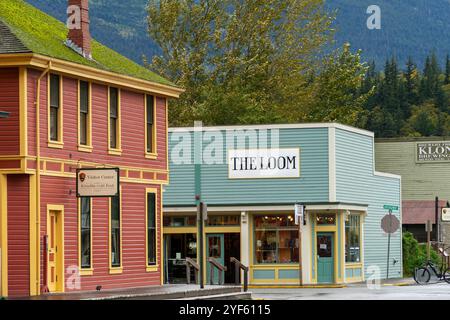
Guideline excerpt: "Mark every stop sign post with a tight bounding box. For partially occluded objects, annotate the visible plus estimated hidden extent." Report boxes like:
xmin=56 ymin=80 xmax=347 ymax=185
xmin=382 ymin=206 xmax=400 ymax=279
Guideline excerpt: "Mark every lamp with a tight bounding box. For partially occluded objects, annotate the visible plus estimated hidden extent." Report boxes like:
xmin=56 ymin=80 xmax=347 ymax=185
xmin=345 ymin=210 xmax=351 ymax=221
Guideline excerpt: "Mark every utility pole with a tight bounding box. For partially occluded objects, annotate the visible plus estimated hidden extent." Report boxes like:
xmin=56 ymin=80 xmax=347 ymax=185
xmin=435 ymin=196 xmax=439 ymax=243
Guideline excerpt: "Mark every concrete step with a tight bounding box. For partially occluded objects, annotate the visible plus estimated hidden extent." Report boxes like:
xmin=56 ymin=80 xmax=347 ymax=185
xmin=177 ymin=292 xmax=253 ymax=300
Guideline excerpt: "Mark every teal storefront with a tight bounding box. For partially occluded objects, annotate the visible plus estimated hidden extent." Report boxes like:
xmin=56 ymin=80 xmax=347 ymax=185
xmin=163 ymin=123 xmax=402 ymax=285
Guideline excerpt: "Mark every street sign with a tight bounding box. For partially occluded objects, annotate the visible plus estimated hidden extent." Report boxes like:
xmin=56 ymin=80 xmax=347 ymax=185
xmin=76 ymin=168 xmax=120 ymax=197
xmin=425 ymin=220 xmax=433 ymax=232
xmin=294 ymin=203 xmax=304 ymax=225
xmin=383 ymin=205 xmax=399 ymax=211
xmin=381 ymin=214 xmax=400 ymax=234
xmin=442 ymin=208 xmax=450 ymax=222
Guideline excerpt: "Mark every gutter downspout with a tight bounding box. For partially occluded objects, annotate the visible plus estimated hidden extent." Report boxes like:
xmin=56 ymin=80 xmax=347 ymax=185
xmin=36 ymin=62 xmax=51 ymax=294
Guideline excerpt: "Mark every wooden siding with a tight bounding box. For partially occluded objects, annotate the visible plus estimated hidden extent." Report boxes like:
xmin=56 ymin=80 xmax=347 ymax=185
xmin=375 ymin=141 xmax=450 ymax=201
xmin=165 ymin=127 xmax=329 ymax=206
xmin=39 ymin=176 xmax=162 ymax=292
xmin=26 ymin=68 xmax=168 ymax=172
xmin=0 ymin=68 xmax=20 ymax=156
xmin=7 ymin=174 xmax=30 ymax=297
xmin=335 ymin=129 xmax=402 ymax=279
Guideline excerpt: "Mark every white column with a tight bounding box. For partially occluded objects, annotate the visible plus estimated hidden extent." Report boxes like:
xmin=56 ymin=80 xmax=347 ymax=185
xmin=240 ymin=211 xmax=249 ymax=266
xmin=301 ymin=212 xmax=312 ymax=284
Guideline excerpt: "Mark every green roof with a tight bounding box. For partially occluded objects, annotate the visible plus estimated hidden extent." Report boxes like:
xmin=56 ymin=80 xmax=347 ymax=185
xmin=0 ymin=0 xmax=175 ymax=87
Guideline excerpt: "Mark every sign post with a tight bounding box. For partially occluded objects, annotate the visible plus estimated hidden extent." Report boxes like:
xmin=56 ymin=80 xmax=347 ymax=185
xmin=381 ymin=205 xmax=400 ymax=279
xmin=197 ymin=201 xmax=207 ymax=289
xmin=425 ymin=220 xmax=433 ymax=261
xmin=294 ymin=203 xmax=304 ymax=286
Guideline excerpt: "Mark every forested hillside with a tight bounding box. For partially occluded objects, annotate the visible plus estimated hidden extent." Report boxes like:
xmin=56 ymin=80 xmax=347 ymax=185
xmin=25 ymin=0 xmax=450 ymax=68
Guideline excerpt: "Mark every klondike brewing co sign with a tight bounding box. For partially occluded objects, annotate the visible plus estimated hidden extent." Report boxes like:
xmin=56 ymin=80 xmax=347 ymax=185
xmin=416 ymin=142 xmax=450 ymax=162
xmin=228 ymin=148 xmax=300 ymax=179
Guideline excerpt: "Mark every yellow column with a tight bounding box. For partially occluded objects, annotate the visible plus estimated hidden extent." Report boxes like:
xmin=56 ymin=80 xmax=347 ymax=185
xmin=29 ymin=174 xmax=38 ymax=295
xmin=0 ymin=174 xmax=8 ymax=297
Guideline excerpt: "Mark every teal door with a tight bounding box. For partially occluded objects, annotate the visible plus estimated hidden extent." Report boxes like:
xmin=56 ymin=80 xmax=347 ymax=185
xmin=206 ymin=234 xmax=225 ymax=284
xmin=317 ymin=233 xmax=334 ymax=283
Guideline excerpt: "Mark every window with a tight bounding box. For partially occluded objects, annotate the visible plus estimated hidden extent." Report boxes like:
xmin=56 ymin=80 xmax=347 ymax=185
xmin=109 ymin=87 xmax=121 ymax=153
xmin=207 ymin=215 xmax=240 ymax=226
xmin=80 ymin=197 xmax=92 ymax=270
xmin=110 ymin=196 xmax=121 ymax=269
xmin=163 ymin=215 xmax=196 ymax=227
xmin=316 ymin=214 xmax=336 ymax=225
xmin=345 ymin=215 xmax=361 ymax=263
xmin=146 ymin=190 xmax=157 ymax=268
xmin=48 ymin=74 xmax=63 ymax=146
xmin=78 ymin=81 xmax=92 ymax=151
xmin=145 ymin=95 xmax=156 ymax=156
xmin=254 ymin=215 xmax=299 ymax=264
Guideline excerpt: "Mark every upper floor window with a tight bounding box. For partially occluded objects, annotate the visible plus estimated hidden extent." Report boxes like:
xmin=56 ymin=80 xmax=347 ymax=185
xmin=109 ymin=87 xmax=121 ymax=154
xmin=78 ymin=81 xmax=92 ymax=152
xmin=48 ymin=74 xmax=63 ymax=146
xmin=145 ymin=95 xmax=156 ymax=156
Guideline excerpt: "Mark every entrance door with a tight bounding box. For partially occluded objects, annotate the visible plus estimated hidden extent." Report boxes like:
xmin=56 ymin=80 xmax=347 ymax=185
xmin=206 ymin=234 xmax=224 ymax=284
xmin=317 ymin=233 xmax=334 ymax=284
xmin=47 ymin=210 xmax=63 ymax=292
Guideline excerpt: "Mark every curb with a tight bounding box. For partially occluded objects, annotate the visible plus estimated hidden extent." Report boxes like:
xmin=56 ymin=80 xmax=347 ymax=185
xmin=248 ymin=285 xmax=347 ymax=289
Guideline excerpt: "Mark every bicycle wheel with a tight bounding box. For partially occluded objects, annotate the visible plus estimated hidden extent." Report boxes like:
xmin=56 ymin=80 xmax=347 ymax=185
xmin=415 ymin=267 xmax=431 ymax=285
xmin=443 ymin=268 xmax=450 ymax=284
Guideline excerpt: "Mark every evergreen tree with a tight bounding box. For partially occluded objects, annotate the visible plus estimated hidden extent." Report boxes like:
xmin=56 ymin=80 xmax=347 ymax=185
xmin=445 ymin=54 xmax=450 ymax=85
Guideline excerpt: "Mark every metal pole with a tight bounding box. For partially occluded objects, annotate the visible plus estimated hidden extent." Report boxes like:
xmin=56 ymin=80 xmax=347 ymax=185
xmin=197 ymin=202 xmax=204 ymax=289
xmin=386 ymin=210 xmax=392 ymax=279
xmin=435 ymin=196 xmax=439 ymax=243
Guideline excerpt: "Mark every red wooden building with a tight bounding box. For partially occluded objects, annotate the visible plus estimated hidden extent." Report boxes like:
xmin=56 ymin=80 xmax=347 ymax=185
xmin=0 ymin=0 xmax=182 ymax=297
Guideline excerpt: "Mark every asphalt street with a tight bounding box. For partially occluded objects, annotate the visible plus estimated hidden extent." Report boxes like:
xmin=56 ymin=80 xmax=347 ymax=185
xmin=251 ymin=282 xmax=450 ymax=300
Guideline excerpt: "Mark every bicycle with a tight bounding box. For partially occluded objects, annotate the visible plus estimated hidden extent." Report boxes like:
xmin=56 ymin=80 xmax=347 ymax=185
xmin=414 ymin=260 xmax=450 ymax=285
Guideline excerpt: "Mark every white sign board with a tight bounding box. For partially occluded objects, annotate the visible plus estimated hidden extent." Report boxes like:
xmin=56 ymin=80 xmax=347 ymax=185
xmin=76 ymin=168 xmax=120 ymax=197
xmin=228 ymin=148 xmax=300 ymax=179
xmin=442 ymin=208 xmax=450 ymax=222
xmin=295 ymin=203 xmax=304 ymax=225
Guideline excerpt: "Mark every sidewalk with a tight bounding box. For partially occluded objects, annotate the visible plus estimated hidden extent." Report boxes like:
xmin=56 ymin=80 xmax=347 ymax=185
xmin=11 ymin=284 xmax=243 ymax=300
xmin=347 ymin=277 xmax=416 ymax=288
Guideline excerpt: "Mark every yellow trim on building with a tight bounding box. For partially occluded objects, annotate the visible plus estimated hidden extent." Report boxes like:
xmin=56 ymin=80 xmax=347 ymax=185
xmin=78 ymin=198 xmax=94 ymax=276
xmin=47 ymin=73 xmax=64 ymax=149
xmin=0 ymin=53 xmax=184 ymax=98
xmin=46 ymin=204 xmax=65 ymax=293
xmin=144 ymin=95 xmax=158 ymax=160
xmin=108 ymin=188 xmax=123 ymax=274
xmin=77 ymin=80 xmax=93 ymax=153
xmin=19 ymin=67 xmax=28 ymax=157
xmin=0 ymin=174 xmax=8 ymax=297
xmin=145 ymin=188 xmax=159 ymax=272
xmin=28 ymin=174 xmax=39 ymax=295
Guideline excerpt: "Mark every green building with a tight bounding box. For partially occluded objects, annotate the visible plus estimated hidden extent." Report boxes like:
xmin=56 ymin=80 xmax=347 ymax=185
xmin=375 ymin=138 xmax=450 ymax=245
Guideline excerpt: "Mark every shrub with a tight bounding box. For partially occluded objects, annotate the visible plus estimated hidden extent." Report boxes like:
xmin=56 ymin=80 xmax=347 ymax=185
xmin=402 ymin=231 xmax=442 ymax=276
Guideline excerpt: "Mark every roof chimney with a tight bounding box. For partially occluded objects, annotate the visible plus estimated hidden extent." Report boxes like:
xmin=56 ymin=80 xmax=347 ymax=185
xmin=66 ymin=0 xmax=92 ymax=59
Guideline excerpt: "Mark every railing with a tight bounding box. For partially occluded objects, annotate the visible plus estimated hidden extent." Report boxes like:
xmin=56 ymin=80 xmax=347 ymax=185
xmin=438 ymin=246 xmax=450 ymax=269
xmin=230 ymin=257 xmax=249 ymax=292
xmin=185 ymin=257 xmax=200 ymax=285
xmin=208 ymin=257 xmax=227 ymax=285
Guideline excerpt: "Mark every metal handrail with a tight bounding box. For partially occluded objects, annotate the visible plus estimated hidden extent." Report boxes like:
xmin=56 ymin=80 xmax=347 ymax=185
xmin=185 ymin=257 xmax=200 ymax=285
xmin=230 ymin=257 xmax=249 ymax=292
xmin=208 ymin=257 xmax=227 ymax=285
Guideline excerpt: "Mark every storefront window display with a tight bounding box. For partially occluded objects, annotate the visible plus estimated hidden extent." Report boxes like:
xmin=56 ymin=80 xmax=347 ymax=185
xmin=316 ymin=213 xmax=336 ymax=225
xmin=164 ymin=215 xmax=197 ymax=227
xmin=345 ymin=215 xmax=361 ymax=263
xmin=207 ymin=215 xmax=240 ymax=226
xmin=254 ymin=215 xmax=299 ymax=264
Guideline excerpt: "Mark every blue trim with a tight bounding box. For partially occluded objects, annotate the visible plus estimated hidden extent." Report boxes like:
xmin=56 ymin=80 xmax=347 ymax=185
xmin=337 ymin=214 xmax=342 ymax=278
xmin=311 ymin=218 xmax=315 ymax=279
xmin=253 ymin=269 xmax=276 ymax=280
xmin=279 ymin=269 xmax=299 ymax=279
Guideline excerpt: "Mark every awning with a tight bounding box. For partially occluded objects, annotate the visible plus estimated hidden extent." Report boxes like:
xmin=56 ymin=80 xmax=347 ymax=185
xmin=402 ymin=200 xmax=447 ymax=224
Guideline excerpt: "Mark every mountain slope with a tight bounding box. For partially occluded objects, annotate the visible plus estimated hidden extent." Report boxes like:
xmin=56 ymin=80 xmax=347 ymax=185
xmin=25 ymin=0 xmax=450 ymax=69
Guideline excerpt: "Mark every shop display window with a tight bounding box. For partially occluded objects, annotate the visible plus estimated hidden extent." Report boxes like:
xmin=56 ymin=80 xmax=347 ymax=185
xmin=254 ymin=215 xmax=299 ymax=264
xmin=345 ymin=215 xmax=361 ymax=263
xmin=207 ymin=215 xmax=240 ymax=226
xmin=316 ymin=213 xmax=336 ymax=225
xmin=164 ymin=215 xmax=197 ymax=227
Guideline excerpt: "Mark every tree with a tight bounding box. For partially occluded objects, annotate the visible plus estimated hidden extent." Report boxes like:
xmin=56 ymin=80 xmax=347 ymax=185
xmin=146 ymin=0 xmax=334 ymax=126
xmin=306 ymin=44 xmax=372 ymax=126
xmin=446 ymin=54 xmax=450 ymax=85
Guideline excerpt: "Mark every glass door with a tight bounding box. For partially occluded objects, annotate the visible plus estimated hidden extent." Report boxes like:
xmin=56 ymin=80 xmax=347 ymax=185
xmin=206 ymin=234 xmax=224 ymax=284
